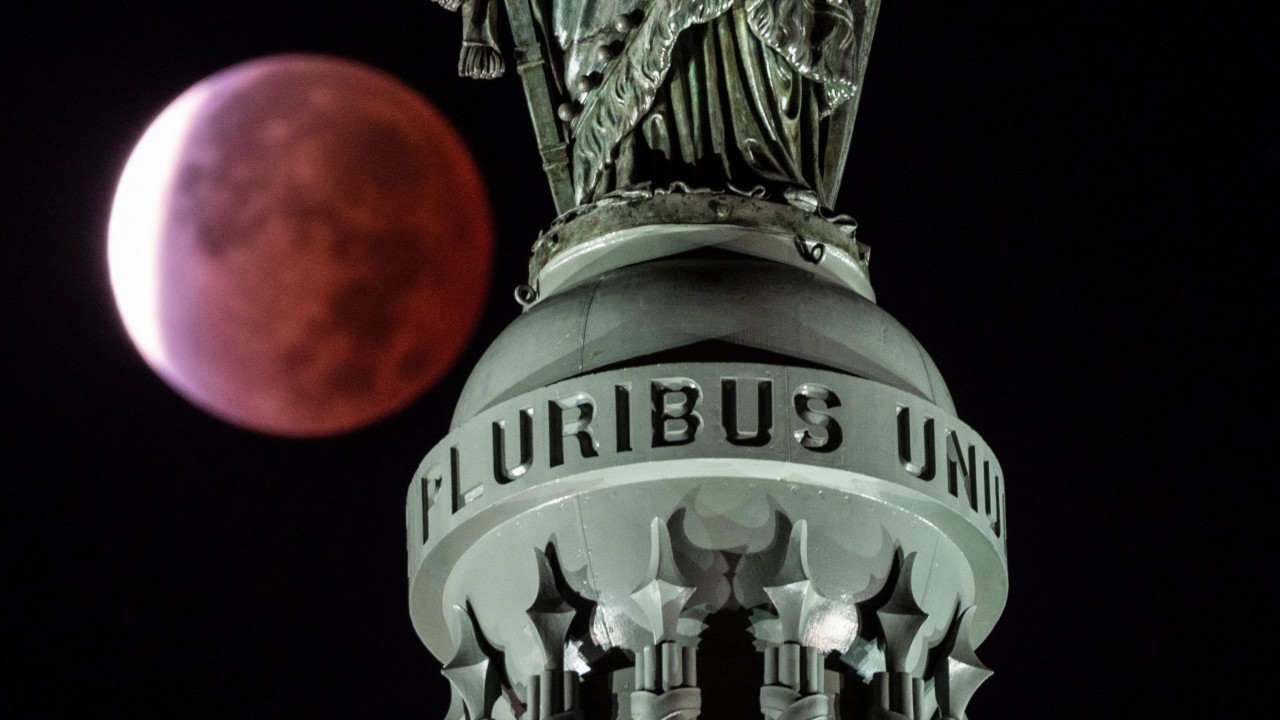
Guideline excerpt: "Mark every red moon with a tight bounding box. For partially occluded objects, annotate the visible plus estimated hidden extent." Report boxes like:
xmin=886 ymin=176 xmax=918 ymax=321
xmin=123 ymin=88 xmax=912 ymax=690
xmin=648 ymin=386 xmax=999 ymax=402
xmin=108 ymin=55 xmax=494 ymax=437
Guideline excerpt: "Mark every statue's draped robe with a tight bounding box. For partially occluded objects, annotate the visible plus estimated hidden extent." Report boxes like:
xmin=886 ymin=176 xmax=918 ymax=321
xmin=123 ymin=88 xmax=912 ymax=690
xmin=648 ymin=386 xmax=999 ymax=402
xmin=559 ymin=0 xmax=862 ymax=205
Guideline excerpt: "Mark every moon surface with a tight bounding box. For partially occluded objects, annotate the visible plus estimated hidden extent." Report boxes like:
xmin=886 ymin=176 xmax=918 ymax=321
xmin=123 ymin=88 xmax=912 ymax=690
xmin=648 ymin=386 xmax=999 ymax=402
xmin=109 ymin=55 xmax=494 ymax=437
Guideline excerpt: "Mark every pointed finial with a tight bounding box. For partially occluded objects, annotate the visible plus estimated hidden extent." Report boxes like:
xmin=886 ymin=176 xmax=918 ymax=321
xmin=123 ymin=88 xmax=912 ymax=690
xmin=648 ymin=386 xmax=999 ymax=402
xmin=629 ymin=518 xmax=695 ymax=643
xmin=874 ymin=552 xmax=929 ymax=673
xmin=442 ymin=604 xmax=497 ymax=720
xmin=758 ymin=521 xmax=858 ymax=652
xmin=937 ymin=607 xmax=993 ymax=720
xmin=443 ymin=684 xmax=467 ymax=720
xmin=526 ymin=548 xmax=578 ymax=669
xmin=761 ymin=520 xmax=819 ymax=645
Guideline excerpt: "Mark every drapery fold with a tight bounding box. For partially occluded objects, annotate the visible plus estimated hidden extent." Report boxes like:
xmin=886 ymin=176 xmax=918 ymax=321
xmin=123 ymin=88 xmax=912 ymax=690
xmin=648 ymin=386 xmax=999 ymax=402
xmin=571 ymin=0 xmax=862 ymax=203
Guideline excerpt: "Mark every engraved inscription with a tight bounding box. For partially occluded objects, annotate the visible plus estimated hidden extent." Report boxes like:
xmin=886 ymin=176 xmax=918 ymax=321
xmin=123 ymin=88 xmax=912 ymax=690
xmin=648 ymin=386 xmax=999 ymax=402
xmin=410 ymin=365 xmax=1006 ymax=554
xmin=793 ymin=383 xmax=842 ymax=452
xmin=549 ymin=393 xmax=600 ymax=467
xmin=615 ymin=383 xmax=633 ymax=453
xmin=896 ymin=404 xmax=937 ymax=480
xmin=946 ymin=430 xmax=979 ymax=512
xmin=651 ymin=378 xmax=702 ymax=447
xmin=722 ymin=378 xmax=773 ymax=447
xmin=420 ymin=465 xmax=444 ymax=544
xmin=451 ymin=446 xmax=482 ymax=513
xmin=492 ymin=407 xmax=535 ymax=483
xmin=985 ymin=463 xmax=1003 ymax=539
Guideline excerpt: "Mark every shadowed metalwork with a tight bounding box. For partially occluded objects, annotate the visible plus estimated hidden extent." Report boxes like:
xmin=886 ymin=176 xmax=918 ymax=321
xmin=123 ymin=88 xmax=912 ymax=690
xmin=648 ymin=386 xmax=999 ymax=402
xmin=433 ymin=0 xmax=880 ymax=212
xmin=412 ymin=3 xmax=1007 ymax=719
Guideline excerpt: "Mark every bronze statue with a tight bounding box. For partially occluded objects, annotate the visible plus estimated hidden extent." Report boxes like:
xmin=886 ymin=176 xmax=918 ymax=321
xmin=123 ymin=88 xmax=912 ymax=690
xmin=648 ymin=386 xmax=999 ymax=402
xmin=433 ymin=0 xmax=880 ymax=211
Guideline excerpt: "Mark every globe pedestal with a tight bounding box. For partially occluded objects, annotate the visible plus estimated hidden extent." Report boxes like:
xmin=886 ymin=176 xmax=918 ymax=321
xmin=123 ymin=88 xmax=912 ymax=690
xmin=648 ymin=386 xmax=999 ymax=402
xmin=405 ymin=200 xmax=1006 ymax=720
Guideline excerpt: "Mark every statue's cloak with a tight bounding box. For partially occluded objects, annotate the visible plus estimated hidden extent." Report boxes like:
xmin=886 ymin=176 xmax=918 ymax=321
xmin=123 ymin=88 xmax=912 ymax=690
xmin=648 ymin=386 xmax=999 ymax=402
xmin=562 ymin=0 xmax=870 ymax=204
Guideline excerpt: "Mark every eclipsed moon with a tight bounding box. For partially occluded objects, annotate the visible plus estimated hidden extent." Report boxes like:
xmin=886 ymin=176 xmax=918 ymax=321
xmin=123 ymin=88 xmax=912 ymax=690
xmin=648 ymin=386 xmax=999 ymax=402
xmin=108 ymin=54 xmax=494 ymax=437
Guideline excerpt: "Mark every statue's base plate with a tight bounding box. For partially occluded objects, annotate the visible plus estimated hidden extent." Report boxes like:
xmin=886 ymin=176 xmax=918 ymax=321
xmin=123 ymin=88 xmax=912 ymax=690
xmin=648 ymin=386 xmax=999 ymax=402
xmin=527 ymin=194 xmax=872 ymax=303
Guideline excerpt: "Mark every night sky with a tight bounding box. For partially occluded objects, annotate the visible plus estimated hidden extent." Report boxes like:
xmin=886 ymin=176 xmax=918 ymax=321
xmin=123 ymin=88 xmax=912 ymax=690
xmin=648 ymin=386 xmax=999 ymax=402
xmin=5 ymin=1 xmax=1274 ymax=717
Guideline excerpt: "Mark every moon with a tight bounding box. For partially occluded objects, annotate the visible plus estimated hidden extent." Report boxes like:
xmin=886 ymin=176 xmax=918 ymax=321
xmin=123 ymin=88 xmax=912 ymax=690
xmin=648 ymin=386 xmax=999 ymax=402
xmin=108 ymin=54 xmax=494 ymax=437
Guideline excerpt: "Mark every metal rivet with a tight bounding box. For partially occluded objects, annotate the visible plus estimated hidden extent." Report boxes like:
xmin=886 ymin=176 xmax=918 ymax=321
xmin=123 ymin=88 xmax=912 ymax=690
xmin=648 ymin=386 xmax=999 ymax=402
xmin=596 ymin=45 xmax=614 ymax=64
xmin=575 ymin=76 xmax=595 ymax=94
xmin=614 ymin=15 xmax=633 ymax=33
xmin=557 ymin=102 xmax=577 ymax=122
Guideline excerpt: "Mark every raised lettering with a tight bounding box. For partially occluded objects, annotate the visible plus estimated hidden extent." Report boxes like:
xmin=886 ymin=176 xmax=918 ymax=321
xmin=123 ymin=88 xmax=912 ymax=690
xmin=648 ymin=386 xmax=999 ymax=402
xmin=651 ymin=378 xmax=702 ymax=447
xmin=549 ymin=393 xmax=600 ymax=467
xmin=492 ymin=407 xmax=535 ymax=483
xmin=722 ymin=378 xmax=773 ymax=446
xmin=793 ymin=383 xmax=842 ymax=452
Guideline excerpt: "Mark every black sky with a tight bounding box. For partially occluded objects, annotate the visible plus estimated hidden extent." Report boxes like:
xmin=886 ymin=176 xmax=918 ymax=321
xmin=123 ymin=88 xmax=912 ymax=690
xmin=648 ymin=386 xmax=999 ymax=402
xmin=4 ymin=0 xmax=1275 ymax=717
